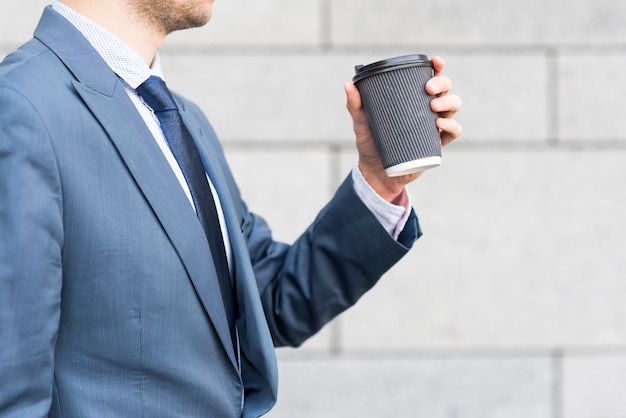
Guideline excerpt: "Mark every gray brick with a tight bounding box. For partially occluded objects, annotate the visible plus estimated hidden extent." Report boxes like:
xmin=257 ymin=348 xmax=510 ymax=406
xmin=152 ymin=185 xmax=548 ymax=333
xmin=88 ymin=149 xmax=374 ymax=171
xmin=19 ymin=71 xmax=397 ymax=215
xmin=330 ymin=0 xmax=626 ymax=46
xmin=439 ymin=53 xmax=551 ymax=142
xmin=223 ymin=146 xmax=332 ymax=242
xmin=267 ymin=356 xmax=552 ymax=417
xmin=340 ymin=148 xmax=626 ymax=349
xmin=166 ymin=0 xmax=321 ymax=47
xmin=558 ymin=53 xmax=626 ymax=141
xmin=162 ymin=53 xmax=371 ymax=142
xmin=562 ymin=355 xmax=626 ymax=415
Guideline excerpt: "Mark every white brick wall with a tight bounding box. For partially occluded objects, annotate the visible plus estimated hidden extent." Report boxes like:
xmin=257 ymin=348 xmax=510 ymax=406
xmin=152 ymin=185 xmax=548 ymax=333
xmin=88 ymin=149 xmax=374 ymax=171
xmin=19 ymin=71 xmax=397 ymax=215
xmin=3 ymin=1 xmax=626 ymax=416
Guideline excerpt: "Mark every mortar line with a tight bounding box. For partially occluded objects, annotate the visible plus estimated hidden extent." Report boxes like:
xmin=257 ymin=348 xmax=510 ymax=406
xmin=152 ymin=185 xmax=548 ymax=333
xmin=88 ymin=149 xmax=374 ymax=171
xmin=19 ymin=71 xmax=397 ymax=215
xmin=156 ymin=43 xmax=626 ymax=57
xmin=552 ymin=350 xmax=564 ymax=418
xmin=547 ymin=47 xmax=560 ymax=146
xmin=319 ymin=0 xmax=333 ymax=51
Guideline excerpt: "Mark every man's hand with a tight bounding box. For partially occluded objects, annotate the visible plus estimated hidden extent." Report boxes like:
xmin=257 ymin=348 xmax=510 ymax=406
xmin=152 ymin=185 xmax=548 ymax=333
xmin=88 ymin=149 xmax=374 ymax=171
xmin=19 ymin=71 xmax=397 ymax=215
xmin=345 ymin=55 xmax=463 ymax=203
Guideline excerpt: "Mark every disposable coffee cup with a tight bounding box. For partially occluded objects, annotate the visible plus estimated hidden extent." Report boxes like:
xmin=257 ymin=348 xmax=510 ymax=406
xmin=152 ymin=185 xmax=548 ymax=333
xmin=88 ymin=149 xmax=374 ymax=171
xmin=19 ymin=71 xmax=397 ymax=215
xmin=353 ymin=54 xmax=441 ymax=177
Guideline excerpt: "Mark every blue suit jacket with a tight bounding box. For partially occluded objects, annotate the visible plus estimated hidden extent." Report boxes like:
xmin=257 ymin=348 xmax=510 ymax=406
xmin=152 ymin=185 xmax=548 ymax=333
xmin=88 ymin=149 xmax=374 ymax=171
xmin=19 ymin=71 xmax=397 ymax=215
xmin=0 ymin=7 xmax=419 ymax=418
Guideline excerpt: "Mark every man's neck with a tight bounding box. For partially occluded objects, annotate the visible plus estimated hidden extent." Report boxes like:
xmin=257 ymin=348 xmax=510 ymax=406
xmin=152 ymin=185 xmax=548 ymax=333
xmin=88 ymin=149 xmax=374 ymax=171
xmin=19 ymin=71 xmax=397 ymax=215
xmin=59 ymin=0 xmax=164 ymax=66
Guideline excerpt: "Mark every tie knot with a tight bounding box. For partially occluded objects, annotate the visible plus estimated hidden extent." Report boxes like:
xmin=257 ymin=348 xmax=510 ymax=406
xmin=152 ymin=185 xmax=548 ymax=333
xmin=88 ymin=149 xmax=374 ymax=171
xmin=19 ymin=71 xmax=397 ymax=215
xmin=136 ymin=76 xmax=178 ymax=113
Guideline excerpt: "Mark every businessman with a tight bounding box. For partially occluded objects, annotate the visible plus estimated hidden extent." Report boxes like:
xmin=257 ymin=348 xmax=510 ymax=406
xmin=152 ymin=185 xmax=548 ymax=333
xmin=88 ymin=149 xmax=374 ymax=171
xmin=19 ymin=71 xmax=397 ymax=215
xmin=0 ymin=0 xmax=462 ymax=417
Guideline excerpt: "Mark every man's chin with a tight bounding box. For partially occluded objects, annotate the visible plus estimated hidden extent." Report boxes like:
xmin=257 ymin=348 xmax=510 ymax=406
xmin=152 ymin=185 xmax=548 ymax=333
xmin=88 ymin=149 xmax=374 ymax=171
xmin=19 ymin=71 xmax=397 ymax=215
xmin=166 ymin=12 xmax=212 ymax=34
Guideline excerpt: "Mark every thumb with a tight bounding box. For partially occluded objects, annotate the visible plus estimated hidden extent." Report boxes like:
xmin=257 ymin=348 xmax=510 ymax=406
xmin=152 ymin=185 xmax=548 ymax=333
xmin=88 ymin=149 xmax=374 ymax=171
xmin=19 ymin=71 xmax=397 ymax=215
xmin=344 ymin=81 xmax=362 ymax=114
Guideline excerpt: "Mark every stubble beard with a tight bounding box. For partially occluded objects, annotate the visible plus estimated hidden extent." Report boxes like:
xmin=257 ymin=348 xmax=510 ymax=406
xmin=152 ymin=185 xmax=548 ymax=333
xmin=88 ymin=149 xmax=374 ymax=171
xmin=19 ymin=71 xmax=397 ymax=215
xmin=131 ymin=0 xmax=212 ymax=35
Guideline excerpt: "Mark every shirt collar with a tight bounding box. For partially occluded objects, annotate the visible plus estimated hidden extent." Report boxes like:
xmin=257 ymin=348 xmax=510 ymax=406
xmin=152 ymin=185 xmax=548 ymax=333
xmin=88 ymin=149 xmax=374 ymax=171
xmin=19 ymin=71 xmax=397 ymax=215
xmin=52 ymin=0 xmax=163 ymax=88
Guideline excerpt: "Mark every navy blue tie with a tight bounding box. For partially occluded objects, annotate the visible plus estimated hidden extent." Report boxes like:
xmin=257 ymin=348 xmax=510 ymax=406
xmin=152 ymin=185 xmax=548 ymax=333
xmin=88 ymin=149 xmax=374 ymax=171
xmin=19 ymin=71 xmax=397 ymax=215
xmin=136 ymin=76 xmax=237 ymax=351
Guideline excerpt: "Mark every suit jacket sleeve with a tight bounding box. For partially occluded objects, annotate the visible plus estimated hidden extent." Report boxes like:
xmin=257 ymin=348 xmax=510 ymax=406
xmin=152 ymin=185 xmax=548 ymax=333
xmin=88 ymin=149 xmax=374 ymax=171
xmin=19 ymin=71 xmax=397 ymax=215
xmin=242 ymin=174 xmax=420 ymax=347
xmin=0 ymin=85 xmax=64 ymax=416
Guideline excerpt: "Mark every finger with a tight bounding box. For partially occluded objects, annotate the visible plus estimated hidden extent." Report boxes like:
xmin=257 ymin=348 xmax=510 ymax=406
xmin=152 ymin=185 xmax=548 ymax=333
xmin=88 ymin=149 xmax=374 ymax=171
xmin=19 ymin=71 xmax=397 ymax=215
xmin=425 ymin=75 xmax=452 ymax=97
xmin=436 ymin=118 xmax=463 ymax=147
xmin=344 ymin=81 xmax=363 ymax=114
xmin=344 ymin=81 xmax=370 ymax=134
xmin=431 ymin=93 xmax=463 ymax=114
xmin=431 ymin=55 xmax=445 ymax=77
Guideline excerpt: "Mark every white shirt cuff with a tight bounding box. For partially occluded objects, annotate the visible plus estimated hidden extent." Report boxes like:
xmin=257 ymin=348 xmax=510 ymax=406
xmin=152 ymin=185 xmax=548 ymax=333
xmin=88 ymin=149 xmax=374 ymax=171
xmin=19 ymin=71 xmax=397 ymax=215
xmin=351 ymin=164 xmax=412 ymax=240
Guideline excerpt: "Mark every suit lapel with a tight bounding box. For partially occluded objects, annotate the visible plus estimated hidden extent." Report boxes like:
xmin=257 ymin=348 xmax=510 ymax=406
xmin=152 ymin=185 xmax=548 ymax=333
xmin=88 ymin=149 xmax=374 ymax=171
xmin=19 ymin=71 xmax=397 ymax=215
xmin=35 ymin=6 xmax=238 ymax=369
xmin=180 ymin=107 xmax=279 ymax=407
